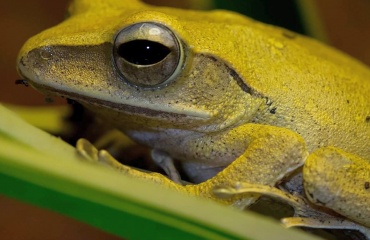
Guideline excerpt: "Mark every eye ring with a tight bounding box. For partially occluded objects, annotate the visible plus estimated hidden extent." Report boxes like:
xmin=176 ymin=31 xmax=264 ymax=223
xmin=113 ymin=22 xmax=185 ymax=88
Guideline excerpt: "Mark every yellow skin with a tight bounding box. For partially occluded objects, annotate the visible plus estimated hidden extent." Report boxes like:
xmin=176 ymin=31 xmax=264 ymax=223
xmin=17 ymin=0 xmax=370 ymax=236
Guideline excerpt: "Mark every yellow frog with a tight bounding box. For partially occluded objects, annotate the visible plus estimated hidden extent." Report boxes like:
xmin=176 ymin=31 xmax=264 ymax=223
xmin=17 ymin=0 xmax=370 ymax=237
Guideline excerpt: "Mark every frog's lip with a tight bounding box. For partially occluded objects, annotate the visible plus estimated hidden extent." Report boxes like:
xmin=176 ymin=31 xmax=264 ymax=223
xmin=25 ymin=80 xmax=212 ymax=120
xmin=81 ymin=95 xmax=212 ymax=120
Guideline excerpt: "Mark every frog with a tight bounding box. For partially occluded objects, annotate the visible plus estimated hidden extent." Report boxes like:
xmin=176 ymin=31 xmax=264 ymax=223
xmin=16 ymin=0 xmax=370 ymax=237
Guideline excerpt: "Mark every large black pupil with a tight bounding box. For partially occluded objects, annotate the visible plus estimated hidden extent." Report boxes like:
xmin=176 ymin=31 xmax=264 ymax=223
xmin=118 ymin=40 xmax=171 ymax=65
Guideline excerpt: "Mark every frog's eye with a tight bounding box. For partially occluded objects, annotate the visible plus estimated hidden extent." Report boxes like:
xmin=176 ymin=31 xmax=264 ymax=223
xmin=113 ymin=22 xmax=185 ymax=88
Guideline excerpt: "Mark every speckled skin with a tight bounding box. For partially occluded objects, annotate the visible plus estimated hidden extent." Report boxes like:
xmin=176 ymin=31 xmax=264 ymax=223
xmin=17 ymin=0 xmax=370 ymax=232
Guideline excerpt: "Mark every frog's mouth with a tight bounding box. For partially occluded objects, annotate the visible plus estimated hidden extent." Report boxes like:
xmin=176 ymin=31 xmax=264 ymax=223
xmin=17 ymin=78 xmax=212 ymax=121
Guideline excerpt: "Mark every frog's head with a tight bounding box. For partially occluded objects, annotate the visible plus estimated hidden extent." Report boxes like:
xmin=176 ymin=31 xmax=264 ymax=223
xmin=17 ymin=0 xmax=266 ymax=133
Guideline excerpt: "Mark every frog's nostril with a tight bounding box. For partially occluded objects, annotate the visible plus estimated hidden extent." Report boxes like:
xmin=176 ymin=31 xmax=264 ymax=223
xmin=15 ymin=79 xmax=29 ymax=87
xmin=39 ymin=47 xmax=53 ymax=60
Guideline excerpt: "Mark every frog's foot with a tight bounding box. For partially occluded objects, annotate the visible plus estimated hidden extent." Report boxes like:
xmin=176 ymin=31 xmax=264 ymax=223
xmin=76 ymin=138 xmax=184 ymax=186
xmin=77 ymin=138 xmax=134 ymax=169
xmin=214 ymin=182 xmax=370 ymax=239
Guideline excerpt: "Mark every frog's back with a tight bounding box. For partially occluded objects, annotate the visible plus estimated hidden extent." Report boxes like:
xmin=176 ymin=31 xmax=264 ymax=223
xmin=236 ymin=21 xmax=370 ymax=160
xmin=162 ymin=6 xmax=370 ymax=158
xmin=167 ymin=8 xmax=370 ymax=159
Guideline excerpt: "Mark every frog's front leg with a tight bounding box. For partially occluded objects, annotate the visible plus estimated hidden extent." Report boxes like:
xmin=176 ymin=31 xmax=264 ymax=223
xmin=76 ymin=124 xmax=308 ymax=206
xmin=76 ymin=138 xmax=185 ymax=190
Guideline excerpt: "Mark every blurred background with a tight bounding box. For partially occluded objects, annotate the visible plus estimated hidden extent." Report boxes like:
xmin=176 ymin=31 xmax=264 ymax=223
xmin=1 ymin=0 xmax=370 ymax=239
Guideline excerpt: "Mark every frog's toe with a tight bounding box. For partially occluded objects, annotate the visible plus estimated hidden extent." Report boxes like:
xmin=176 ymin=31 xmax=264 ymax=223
xmin=98 ymin=149 xmax=131 ymax=169
xmin=213 ymin=182 xmax=307 ymax=211
xmin=76 ymin=138 xmax=132 ymax=170
xmin=151 ymin=149 xmax=182 ymax=184
xmin=76 ymin=138 xmax=100 ymax=162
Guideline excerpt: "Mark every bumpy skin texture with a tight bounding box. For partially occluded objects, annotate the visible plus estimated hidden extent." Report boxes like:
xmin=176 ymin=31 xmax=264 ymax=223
xmin=17 ymin=0 xmax=370 ymax=232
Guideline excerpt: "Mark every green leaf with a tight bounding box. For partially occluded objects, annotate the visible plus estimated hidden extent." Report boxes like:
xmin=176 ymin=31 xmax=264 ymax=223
xmin=0 ymin=104 xmax=320 ymax=240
